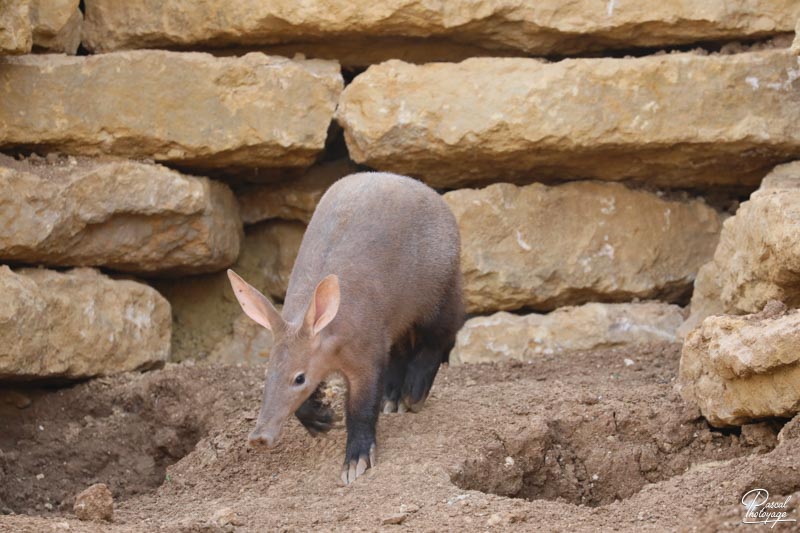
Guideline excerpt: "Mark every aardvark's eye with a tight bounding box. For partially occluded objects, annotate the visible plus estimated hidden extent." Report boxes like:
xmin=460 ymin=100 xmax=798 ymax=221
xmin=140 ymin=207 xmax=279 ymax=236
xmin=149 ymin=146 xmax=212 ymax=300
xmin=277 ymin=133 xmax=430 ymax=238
xmin=294 ymin=373 xmax=305 ymax=386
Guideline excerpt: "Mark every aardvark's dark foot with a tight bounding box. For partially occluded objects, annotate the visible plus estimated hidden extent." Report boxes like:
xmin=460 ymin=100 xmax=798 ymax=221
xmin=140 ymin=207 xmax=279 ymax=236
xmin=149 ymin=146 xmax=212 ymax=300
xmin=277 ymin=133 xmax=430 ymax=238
xmin=295 ymin=386 xmax=340 ymax=436
xmin=400 ymin=354 xmax=440 ymax=413
xmin=340 ymin=438 xmax=376 ymax=485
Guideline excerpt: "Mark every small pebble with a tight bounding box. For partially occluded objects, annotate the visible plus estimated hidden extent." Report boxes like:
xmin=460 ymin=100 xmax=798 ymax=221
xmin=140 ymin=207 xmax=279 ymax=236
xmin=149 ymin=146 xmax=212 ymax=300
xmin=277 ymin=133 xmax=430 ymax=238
xmin=382 ymin=513 xmax=407 ymax=525
xmin=486 ymin=513 xmax=503 ymax=526
xmin=211 ymin=507 xmax=242 ymax=527
xmin=0 ymin=391 xmax=31 ymax=409
xmin=74 ymin=483 xmax=114 ymax=522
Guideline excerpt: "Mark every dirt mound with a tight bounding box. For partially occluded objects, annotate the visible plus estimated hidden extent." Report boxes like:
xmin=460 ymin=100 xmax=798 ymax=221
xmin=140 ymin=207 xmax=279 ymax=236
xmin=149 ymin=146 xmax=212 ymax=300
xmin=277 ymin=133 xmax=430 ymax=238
xmin=2 ymin=344 xmax=799 ymax=531
xmin=0 ymin=363 xmax=261 ymax=516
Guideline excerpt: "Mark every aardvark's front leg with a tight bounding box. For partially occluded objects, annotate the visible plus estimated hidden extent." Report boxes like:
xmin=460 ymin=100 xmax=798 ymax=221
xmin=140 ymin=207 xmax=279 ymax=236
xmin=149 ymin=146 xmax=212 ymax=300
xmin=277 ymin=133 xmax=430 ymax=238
xmin=341 ymin=362 xmax=383 ymax=485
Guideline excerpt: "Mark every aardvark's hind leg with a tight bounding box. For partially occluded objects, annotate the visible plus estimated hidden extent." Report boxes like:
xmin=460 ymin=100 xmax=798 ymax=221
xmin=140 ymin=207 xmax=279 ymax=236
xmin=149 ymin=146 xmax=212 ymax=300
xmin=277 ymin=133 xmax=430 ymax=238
xmin=382 ymin=332 xmax=413 ymax=413
xmin=401 ymin=280 xmax=464 ymax=412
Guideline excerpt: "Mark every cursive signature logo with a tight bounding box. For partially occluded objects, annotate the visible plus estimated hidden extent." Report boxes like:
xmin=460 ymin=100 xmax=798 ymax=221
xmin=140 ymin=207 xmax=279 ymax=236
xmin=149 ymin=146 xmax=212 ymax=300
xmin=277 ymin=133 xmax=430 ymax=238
xmin=742 ymin=489 xmax=796 ymax=528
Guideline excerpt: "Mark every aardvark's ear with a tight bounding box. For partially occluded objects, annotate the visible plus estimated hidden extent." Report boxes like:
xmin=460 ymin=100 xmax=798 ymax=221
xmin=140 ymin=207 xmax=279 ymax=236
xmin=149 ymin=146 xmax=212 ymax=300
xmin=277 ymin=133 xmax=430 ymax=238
xmin=227 ymin=269 xmax=283 ymax=332
xmin=304 ymin=274 xmax=340 ymax=336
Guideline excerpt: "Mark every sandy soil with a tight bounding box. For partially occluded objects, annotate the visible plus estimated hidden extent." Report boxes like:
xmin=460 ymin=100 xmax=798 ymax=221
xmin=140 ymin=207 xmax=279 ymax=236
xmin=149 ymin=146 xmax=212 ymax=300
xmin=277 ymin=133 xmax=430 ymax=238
xmin=1 ymin=344 xmax=799 ymax=532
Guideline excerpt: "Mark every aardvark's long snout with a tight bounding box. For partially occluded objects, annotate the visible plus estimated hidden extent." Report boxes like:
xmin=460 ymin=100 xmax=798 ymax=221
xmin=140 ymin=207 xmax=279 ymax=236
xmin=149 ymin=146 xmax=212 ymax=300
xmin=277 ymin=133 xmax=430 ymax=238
xmin=248 ymin=421 xmax=283 ymax=448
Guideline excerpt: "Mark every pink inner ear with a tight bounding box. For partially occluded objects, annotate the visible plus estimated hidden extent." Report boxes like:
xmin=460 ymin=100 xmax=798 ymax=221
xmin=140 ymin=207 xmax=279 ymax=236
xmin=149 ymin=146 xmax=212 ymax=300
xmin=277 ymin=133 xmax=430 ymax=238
xmin=315 ymin=287 xmax=330 ymax=319
xmin=311 ymin=276 xmax=340 ymax=334
xmin=228 ymin=270 xmax=276 ymax=331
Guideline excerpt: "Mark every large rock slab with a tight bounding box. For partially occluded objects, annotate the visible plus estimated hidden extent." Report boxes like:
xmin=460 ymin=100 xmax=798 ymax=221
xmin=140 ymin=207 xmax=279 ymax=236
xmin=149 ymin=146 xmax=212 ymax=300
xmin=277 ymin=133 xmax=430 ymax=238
xmin=0 ymin=0 xmax=31 ymax=54
xmin=679 ymin=301 xmax=800 ymax=427
xmin=444 ymin=181 xmax=722 ymax=313
xmin=0 ymin=155 xmax=242 ymax=275
xmin=237 ymin=160 xmax=357 ymax=225
xmin=338 ymin=51 xmax=800 ymax=189
xmin=155 ymin=220 xmax=303 ymax=361
xmin=30 ymin=0 xmax=82 ymax=54
xmin=82 ymin=0 xmax=799 ymax=65
xmin=208 ymin=314 xmax=274 ymax=365
xmin=0 ymin=266 xmax=171 ymax=379
xmin=682 ymin=161 xmax=800 ymax=334
xmin=0 ymin=51 xmax=342 ymax=170
xmin=451 ymin=302 xmax=684 ymax=365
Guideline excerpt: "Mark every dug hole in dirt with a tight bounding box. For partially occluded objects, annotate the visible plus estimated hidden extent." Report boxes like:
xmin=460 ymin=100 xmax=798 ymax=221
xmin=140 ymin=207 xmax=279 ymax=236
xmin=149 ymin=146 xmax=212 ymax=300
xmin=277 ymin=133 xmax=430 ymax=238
xmin=1 ymin=344 xmax=799 ymax=532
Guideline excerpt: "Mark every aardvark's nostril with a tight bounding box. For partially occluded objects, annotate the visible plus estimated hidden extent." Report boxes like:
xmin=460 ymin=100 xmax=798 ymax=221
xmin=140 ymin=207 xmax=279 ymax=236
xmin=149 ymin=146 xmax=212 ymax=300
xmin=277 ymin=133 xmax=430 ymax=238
xmin=248 ymin=429 xmax=277 ymax=448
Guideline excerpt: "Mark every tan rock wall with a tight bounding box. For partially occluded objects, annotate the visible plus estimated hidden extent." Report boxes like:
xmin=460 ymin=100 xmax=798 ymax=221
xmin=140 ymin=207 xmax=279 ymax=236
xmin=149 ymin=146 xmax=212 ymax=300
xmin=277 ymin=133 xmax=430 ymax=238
xmin=155 ymin=220 xmax=303 ymax=361
xmin=237 ymin=160 xmax=356 ymax=225
xmin=680 ymin=302 xmax=800 ymax=426
xmin=30 ymin=0 xmax=82 ymax=54
xmin=338 ymin=51 xmax=800 ymax=189
xmin=0 ymin=0 xmax=32 ymax=54
xmin=0 ymin=266 xmax=170 ymax=379
xmin=0 ymin=156 xmax=242 ymax=275
xmin=0 ymin=51 xmax=342 ymax=171
xmin=82 ymin=0 xmax=799 ymax=65
xmin=445 ymin=181 xmax=722 ymax=313
xmin=451 ymin=303 xmax=685 ymax=365
xmin=683 ymin=162 xmax=800 ymax=333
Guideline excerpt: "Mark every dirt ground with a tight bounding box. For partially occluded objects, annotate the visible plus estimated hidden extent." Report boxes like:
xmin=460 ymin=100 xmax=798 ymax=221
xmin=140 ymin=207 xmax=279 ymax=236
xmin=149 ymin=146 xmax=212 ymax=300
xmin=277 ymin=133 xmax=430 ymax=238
xmin=1 ymin=343 xmax=799 ymax=532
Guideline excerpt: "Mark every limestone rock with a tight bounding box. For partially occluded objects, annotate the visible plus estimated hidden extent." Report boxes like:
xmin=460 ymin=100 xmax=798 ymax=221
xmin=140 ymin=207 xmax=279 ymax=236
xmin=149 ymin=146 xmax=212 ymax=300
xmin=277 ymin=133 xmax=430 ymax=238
xmin=444 ymin=181 xmax=722 ymax=313
xmin=0 ymin=0 xmax=32 ymax=54
xmin=793 ymin=19 xmax=800 ymax=55
xmin=30 ymin=0 xmax=82 ymax=54
xmin=74 ymin=483 xmax=114 ymax=522
xmin=0 ymin=51 xmax=342 ymax=170
xmin=451 ymin=303 xmax=685 ymax=365
xmin=678 ymin=263 xmax=726 ymax=337
xmin=679 ymin=302 xmax=800 ymax=426
xmin=683 ymin=161 xmax=800 ymax=332
xmin=759 ymin=159 xmax=800 ymax=190
xmin=338 ymin=51 xmax=800 ymax=188
xmin=0 ymin=155 xmax=242 ymax=275
xmin=155 ymin=221 xmax=303 ymax=362
xmin=237 ymin=160 xmax=357 ymax=225
xmin=82 ymin=0 xmax=799 ymax=65
xmin=0 ymin=267 xmax=170 ymax=380
xmin=208 ymin=314 xmax=274 ymax=365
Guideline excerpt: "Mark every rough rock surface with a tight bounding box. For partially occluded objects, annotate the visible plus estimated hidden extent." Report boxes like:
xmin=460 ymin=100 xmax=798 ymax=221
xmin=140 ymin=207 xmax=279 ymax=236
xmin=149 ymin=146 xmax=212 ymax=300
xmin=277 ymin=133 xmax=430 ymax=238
xmin=74 ymin=483 xmax=114 ymax=522
xmin=682 ymin=161 xmax=800 ymax=334
xmin=0 ymin=155 xmax=242 ymax=275
xmin=82 ymin=0 xmax=799 ymax=63
xmin=237 ymin=160 xmax=356 ymax=225
xmin=338 ymin=51 xmax=800 ymax=189
xmin=793 ymin=19 xmax=800 ymax=55
xmin=0 ymin=51 xmax=342 ymax=170
xmin=209 ymin=314 xmax=274 ymax=365
xmin=0 ymin=267 xmax=171 ymax=379
xmin=450 ymin=302 xmax=685 ymax=365
xmin=444 ymin=181 xmax=722 ymax=313
xmin=0 ymin=0 xmax=31 ymax=54
xmin=30 ymin=0 xmax=82 ymax=54
xmin=680 ymin=301 xmax=800 ymax=427
xmin=155 ymin=221 xmax=302 ymax=362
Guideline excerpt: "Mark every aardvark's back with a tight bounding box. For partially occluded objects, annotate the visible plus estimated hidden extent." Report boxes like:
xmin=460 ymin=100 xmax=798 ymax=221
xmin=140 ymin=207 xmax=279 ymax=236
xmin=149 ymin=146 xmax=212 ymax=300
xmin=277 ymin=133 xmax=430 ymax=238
xmin=282 ymin=172 xmax=461 ymax=339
